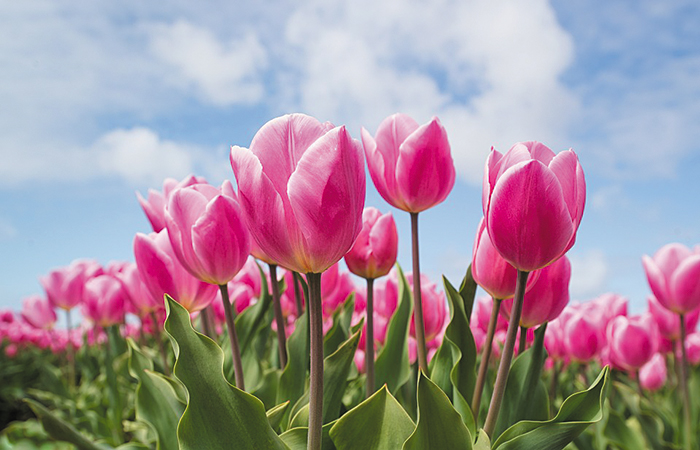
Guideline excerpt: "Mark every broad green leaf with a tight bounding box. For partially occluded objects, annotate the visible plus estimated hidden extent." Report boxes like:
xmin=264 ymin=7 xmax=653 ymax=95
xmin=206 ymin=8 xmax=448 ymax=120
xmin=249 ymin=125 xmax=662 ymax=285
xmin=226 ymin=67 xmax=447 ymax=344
xmin=492 ymin=366 xmax=610 ymax=450
xmin=474 ymin=430 xmax=492 ymax=450
xmin=115 ymin=444 xmax=150 ymax=450
xmin=329 ymin=386 xmax=415 ymax=450
xmin=403 ymin=372 xmax=473 ymax=450
xmin=603 ymin=409 xmax=647 ymax=450
xmin=267 ymin=401 xmax=291 ymax=430
xmin=459 ymin=265 xmax=478 ymax=319
xmin=280 ymin=421 xmax=337 ymax=450
xmin=24 ymin=399 xmax=112 ymax=450
xmin=375 ymin=265 xmax=412 ymax=394
xmin=493 ymin=324 xmax=549 ymax=439
xmin=252 ymin=369 xmax=282 ymax=410
xmin=127 ymin=338 xmax=185 ymax=450
xmin=235 ymin=262 xmax=275 ymax=353
xmin=324 ymin=294 xmax=356 ymax=357
xmin=290 ymin=404 xmax=310 ymax=429
xmin=429 ymin=275 xmax=478 ymax=435
xmin=323 ymin=328 xmax=362 ymax=424
xmin=276 ymin=309 xmax=310 ymax=429
xmin=163 ymin=295 xmax=288 ymax=450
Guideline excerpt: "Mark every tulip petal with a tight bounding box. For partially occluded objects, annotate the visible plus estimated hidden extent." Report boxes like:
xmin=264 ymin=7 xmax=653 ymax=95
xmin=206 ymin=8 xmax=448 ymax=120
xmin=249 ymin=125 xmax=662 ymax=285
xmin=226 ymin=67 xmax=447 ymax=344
xmin=487 ymin=160 xmax=574 ymax=271
xmin=523 ymin=141 xmax=556 ymax=165
xmin=166 ymin=188 xmax=210 ymax=279
xmin=548 ymin=150 xmax=584 ymax=224
xmin=669 ymin=254 xmax=700 ymax=313
xmin=395 ymin=117 xmax=455 ymax=212
xmin=288 ymin=126 xmax=365 ymax=273
xmin=654 ymin=243 xmax=693 ymax=282
xmin=482 ymin=148 xmax=503 ymax=217
xmin=134 ymin=232 xmax=178 ymax=307
xmin=642 ymin=255 xmax=671 ymax=310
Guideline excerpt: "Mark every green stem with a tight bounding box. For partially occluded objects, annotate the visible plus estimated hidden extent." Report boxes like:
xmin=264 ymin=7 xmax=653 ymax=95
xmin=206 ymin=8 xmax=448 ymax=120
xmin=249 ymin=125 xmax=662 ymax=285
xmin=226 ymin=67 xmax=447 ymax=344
xmin=293 ymin=272 xmax=304 ymax=317
xmin=365 ymin=277 xmax=375 ymax=397
xmin=678 ymin=314 xmax=692 ymax=450
xmin=410 ymin=212 xmax=428 ymax=372
xmin=484 ymin=270 xmax=529 ymax=438
xmin=105 ymin=326 xmax=124 ymax=443
xmin=219 ymin=284 xmax=245 ymax=390
xmin=269 ymin=264 xmax=288 ymax=368
xmin=65 ymin=309 xmax=76 ymax=390
xmin=307 ymin=273 xmax=324 ymax=450
xmin=150 ymin=311 xmax=170 ymax=375
xmin=519 ymin=326 xmax=527 ymax=355
xmin=200 ymin=306 xmax=213 ymax=339
xmin=472 ymin=297 xmax=502 ymax=421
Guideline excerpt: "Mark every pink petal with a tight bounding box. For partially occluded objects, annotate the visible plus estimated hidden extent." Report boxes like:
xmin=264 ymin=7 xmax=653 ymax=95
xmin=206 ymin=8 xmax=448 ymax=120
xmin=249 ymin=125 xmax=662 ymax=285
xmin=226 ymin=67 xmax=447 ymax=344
xmin=487 ymin=160 xmax=574 ymax=271
xmin=642 ymin=255 xmax=672 ymax=310
xmin=523 ymin=141 xmax=556 ymax=166
xmin=482 ymin=148 xmax=503 ymax=218
xmin=287 ymin=126 xmax=365 ymax=273
xmin=670 ymin=254 xmax=700 ymax=313
xmin=166 ymin=188 xmax=209 ymax=279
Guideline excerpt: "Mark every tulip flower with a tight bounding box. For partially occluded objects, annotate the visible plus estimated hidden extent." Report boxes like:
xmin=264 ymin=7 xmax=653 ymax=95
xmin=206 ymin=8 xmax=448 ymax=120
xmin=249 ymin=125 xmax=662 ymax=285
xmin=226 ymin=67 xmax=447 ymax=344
xmin=137 ymin=175 xmax=207 ymax=232
xmin=115 ymin=262 xmax=159 ymax=318
xmin=230 ymin=113 xmax=365 ymax=450
xmin=344 ymin=207 xmax=398 ymax=396
xmin=21 ymin=295 xmax=57 ymax=330
xmin=82 ymin=275 xmax=126 ymax=328
xmin=639 ymin=353 xmax=667 ymax=392
xmin=482 ymin=141 xmax=585 ymax=437
xmin=564 ymin=312 xmax=603 ymax=362
xmin=685 ymin=332 xmax=700 ymax=365
xmin=607 ymin=314 xmax=659 ymax=371
xmin=362 ymin=113 xmax=455 ymax=374
xmin=648 ymin=294 xmax=699 ymax=342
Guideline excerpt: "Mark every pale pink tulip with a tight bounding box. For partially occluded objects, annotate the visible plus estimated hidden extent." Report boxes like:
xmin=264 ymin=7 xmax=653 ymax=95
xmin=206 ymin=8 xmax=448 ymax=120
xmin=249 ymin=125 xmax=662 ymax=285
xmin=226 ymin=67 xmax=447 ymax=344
xmin=643 ymin=243 xmax=700 ymax=314
xmin=361 ymin=114 xmax=455 ymax=213
xmin=639 ymin=353 xmax=667 ymax=391
xmin=40 ymin=259 xmax=102 ymax=311
xmin=648 ymin=294 xmax=699 ymax=341
xmin=21 ymin=295 xmax=57 ymax=330
xmin=482 ymin=142 xmax=585 ymax=272
xmin=82 ymin=275 xmax=127 ymax=327
xmin=137 ymin=175 xmax=207 ymax=232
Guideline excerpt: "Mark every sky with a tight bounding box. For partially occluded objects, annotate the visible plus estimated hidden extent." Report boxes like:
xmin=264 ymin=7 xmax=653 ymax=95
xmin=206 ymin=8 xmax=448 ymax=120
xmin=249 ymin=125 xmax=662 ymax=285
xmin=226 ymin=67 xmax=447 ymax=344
xmin=1 ymin=0 xmax=699 ymax=315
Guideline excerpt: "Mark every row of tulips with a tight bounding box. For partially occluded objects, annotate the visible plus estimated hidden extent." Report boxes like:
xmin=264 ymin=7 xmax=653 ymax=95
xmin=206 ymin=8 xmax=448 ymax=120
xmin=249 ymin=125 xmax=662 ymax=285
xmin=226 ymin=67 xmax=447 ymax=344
xmin=1 ymin=111 xmax=699 ymax=449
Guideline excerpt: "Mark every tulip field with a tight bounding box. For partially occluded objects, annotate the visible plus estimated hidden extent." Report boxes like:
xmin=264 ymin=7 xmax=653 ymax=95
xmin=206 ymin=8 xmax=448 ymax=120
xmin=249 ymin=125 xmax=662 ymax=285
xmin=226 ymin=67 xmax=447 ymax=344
xmin=2 ymin=113 xmax=700 ymax=449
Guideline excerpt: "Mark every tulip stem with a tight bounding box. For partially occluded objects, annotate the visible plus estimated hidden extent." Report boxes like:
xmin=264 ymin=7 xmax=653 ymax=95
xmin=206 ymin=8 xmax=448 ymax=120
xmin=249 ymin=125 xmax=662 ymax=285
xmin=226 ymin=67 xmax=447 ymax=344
xmin=472 ymin=297 xmax=502 ymax=421
xmin=518 ymin=326 xmax=527 ymax=354
xmin=307 ymin=272 xmax=324 ymax=450
xmin=65 ymin=310 xmax=76 ymax=390
xmin=200 ymin=307 xmax=213 ymax=339
xmin=484 ymin=270 xmax=529 ymax=438
xmin=219 ymin=285 xmax=245 ymax=390
xmin=410 ymin=212 xmax=429 ymax=372
xmin=365 ymin=277 xmax=376 ymax=397
xmin=293 ymin=272 xmax=304 ymax=317
xmin=150 ymin=311 xmax=170 ymax=375
xmin=268 ymin=264 xmax=288 ymax=368
xmin=678 ymin=314 xmax=692 ymax=450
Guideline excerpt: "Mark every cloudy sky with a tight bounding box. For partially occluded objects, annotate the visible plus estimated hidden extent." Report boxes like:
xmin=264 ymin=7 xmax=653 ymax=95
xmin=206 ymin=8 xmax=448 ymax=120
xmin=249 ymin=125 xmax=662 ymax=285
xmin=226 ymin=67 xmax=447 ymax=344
xmin=1 ymin=0 xmax=698 ymax=314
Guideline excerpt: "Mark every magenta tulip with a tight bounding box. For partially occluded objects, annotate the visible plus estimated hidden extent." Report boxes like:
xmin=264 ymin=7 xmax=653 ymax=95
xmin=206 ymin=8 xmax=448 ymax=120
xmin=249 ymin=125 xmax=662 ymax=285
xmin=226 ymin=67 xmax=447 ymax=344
xmin=471 ymin=218 xmax=540 ymax=300
xmin=685 ymin=332 xmax=700 ymax=365
xmin=361 ymin=114 xmax=455 ymax=213
xmin=607 ymin=314 xmax=659 ymax=371
xmin=482 ymin=142 xmax=585 ymax=272
xmin=642 ymin=243 xmax=700 ymax=315
xmin=648 ymin=294 xmax=699 ymax=341
xmin=133 ymin=229 xmax=218 ymax=313
xmin=501 ymin=255 xmax=571 ymax=329
xmin=137 ymin=175 xmax=207 ymax=232
xmin=165 ymin=183 xmax=251 ymax=285
xmin=639 ymin=353 xmax=667 ymax=391
xmin=344 ymin=207 xmax=398 ymax=280
xmin=82 ymin=275 xmax=127 ymax=328
xmin=564 ymin=311 xmax=603 ymax=362
xmin=21 ymin=295 xmax=57 ymax=330
xmin=230 ymin=113 xmax=365 ymax=274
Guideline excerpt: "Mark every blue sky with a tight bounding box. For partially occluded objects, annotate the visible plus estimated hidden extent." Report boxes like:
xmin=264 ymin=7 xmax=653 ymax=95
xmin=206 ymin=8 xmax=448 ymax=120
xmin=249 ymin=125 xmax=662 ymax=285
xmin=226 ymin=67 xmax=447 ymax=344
xmin=1 ymin=0 xmax=699 ymax=315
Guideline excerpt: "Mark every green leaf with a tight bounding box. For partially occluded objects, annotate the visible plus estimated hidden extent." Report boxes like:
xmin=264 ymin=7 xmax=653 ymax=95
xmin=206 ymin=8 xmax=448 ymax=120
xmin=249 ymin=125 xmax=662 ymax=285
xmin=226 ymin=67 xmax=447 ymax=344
xmin=267 ymin=401 xmax=291 ymax=430
xmin=277 ymin=310 xmax=310 ymax=429
xmin=603 ymin=409 xmax=647 ymax=450
xmin=493 ymin=324 xmax=549 ymax=439
xmin=163 ymin=295 xmax=289 ymax=450
xmin=324 ymin=294 xmax=356 ymax=358
xmin=24 ymin=399 xmax=113 ymax=450
xmin=459 ymin=265 xmax=478 ymax=319
xmin=127 ymin=338 xmax=185 ymax=450
xmin=492 ymin=366 xmax=610 ymax=450
xmin=473 ymin=430 xmax=492 ymax=450
xmin=323 ymin=327 xmax=362 ymax=424
xmin=403 ymin=372 xmax=473 ymax=450
xmin=429 ymin=275 xmax=478 ymax=435
xmin=375 ymin=265 xmax=412 ymax=394
xmin=329 ymin=386 xmax=415 ymax=450
xmin=280 ymin=421 xmax=337 ymax=450
xmin=235 ymin=262 xmax=275 ymax=353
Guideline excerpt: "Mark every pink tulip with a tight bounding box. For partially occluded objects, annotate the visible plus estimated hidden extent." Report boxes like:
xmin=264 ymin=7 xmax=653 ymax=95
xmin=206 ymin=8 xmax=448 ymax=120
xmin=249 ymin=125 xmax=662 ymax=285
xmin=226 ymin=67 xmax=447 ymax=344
xmin=471 ymin=219 xmax=540 ymax=300
xmin=472 ymin=295 xmax=509 ymax=334
xmin=648 ymin=294 xmax=700 ymax=341
xmin=230 ymin=113 xmax=365 ymax=274
xmin=133 ymin=229 xmax=218 ymax=313
xmin=361 ymin=114 xmax=455 ymax=213
xmin=544 ymin=316 xmax=568 ymax=363
xmin=137 ymin=175 xmax=207 ymax=232
xmin=639 ymin=353 xmax=667 ymax=391
xmin=564 ymin=311 xmax=603 ymax=362
xmin=685 ymin=332 xmax=700 ymax=365
xmin=82 ymin=275 xmax=127 ymax=327
xmin=344 ymin=207 xmax=398 ymax=280
xmin=319 ymin=263 xmax=356 ymax=317
xmin=406 ymin=272 xmax=446 ymax=342
xmin=642 ymin=243 xmax=700 ymax=314
xmin=40 ymin=259 xmax=102 ymax=311
xmin=21 ymin=295 xmax=57 ymax=330
xmin=501 ymin=255 xmax=571 ymax=328
xmin=115 ymin=262 xmax=159 ymax=317
xmin=482 ymin=142 xmax=585 ymax=272
xmin=165 ymin=183 xmax=251 ymax=285
xmin=607 ymin=314 xmax=659 ymax=371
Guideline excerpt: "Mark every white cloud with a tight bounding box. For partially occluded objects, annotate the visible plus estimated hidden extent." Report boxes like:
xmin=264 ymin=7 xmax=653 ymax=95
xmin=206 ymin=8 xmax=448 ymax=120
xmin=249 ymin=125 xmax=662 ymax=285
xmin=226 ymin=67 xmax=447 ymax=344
xmin=149 ymin=20 xmax=268 ymax=106
xmin=568 ymin=249 xmax=608 ymax=299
